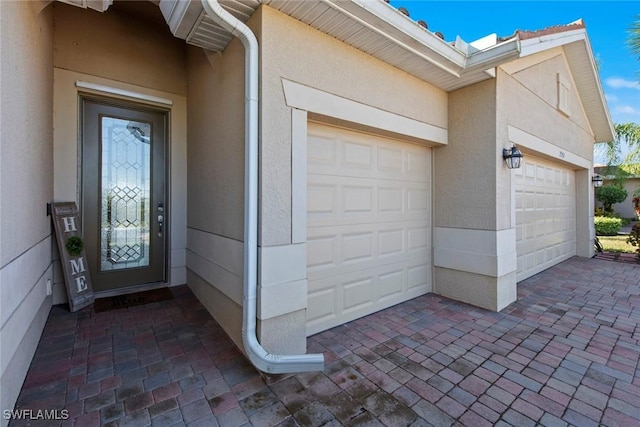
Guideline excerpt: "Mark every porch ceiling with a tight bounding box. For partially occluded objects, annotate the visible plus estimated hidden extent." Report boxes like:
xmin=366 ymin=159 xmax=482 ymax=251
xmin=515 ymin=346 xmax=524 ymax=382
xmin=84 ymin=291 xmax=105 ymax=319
xmin=159 ymin=0 xmax=521 ymax=92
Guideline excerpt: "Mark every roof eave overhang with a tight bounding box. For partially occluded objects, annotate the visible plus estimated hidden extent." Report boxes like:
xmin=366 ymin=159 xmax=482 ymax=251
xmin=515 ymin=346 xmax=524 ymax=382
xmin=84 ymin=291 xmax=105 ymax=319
xmin=160 ymin=0 xmax=522 ymax=91
xmin=333 ymin=0 xmax=467 ymax=74
xmin=520 ymin=29 xmax=615 ymax=143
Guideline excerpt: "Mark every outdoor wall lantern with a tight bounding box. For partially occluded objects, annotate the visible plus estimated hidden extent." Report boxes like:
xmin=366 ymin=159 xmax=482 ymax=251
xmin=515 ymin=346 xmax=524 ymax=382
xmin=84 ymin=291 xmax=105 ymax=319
xmin=592 ymin=174 xmax=604 ymax=187
xmin=502 ymin=144 xmax=523 ymax=169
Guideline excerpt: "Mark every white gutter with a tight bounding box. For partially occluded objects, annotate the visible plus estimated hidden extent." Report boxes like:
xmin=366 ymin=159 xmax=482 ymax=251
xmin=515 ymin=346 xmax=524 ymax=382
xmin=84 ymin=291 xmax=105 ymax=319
xmin=200 ymin=0 xmax=324 ymax=374
xmin=463 ymin=36 xmax=521 ymax=73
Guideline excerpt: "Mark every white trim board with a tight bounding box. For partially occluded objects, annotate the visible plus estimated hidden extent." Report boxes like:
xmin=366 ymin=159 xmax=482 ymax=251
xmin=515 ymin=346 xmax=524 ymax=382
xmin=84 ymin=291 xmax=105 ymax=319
xmin=282 ymin=79 xmax=448 ymax=145
xmin=433 ymin=227 xmax=517 ymax=278
xmin=291 ymin=108 xmax=308 ymax=245
xmin=258 ymin=279 xmax=307 ymax=320
xmin=519 ymin=30 xmax=587 ymax=58
xmin=260 ymin=243 xmax=306 ymax=287
xmin=76 ymin=81 xmax=173 ymax=106
xmin=186 ymin=228 xmax=243 ymax=305
xmin=508 ymin=125 xmax=591 ymax=170
xmin=258 ymin=243 xmax=307 ymax=320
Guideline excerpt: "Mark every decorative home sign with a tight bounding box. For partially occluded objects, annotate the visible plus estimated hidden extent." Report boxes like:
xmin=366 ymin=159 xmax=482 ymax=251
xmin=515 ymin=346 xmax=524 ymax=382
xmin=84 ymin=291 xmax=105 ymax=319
xmin=51 ymin=202 xmax=95 ymax=312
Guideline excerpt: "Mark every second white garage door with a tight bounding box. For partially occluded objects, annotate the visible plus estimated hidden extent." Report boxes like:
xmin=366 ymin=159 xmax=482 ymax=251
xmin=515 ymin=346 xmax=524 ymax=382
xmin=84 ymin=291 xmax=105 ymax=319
xmin=515 ymin=156 xmax=576 ymax=282
xmin=306 ymin=123 xmax=432 ymax=336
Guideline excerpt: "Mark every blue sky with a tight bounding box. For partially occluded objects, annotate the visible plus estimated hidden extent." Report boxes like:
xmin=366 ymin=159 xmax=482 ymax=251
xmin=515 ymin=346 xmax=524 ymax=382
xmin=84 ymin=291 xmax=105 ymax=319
xmin=390 ymin=1 xmax=640 ymax=163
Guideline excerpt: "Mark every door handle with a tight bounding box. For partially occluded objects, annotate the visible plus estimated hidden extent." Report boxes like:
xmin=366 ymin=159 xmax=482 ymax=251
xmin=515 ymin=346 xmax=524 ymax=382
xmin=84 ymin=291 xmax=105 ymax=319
xmin=157 ymin=203 xmax=164 ymax=237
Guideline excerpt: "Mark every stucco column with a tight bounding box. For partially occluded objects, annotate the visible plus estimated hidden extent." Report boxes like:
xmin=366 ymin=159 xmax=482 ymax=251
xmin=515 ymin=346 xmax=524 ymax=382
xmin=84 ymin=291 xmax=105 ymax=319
xmin=576 ymin=169 xmax=595 ymax=258
xmin=433 ymin=79 xmax=517 ymax=312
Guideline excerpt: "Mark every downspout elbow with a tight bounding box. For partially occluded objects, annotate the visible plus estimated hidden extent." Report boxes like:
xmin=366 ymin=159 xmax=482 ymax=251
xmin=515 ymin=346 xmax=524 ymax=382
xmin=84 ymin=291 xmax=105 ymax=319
xmin=201 ymin=0 xmax=324 ymax=374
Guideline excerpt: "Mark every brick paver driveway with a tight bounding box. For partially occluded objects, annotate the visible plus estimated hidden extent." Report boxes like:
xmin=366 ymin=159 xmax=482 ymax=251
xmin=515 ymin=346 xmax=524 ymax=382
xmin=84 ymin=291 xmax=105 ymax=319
xmin=10 ymin=256 xmax=640 ymax=426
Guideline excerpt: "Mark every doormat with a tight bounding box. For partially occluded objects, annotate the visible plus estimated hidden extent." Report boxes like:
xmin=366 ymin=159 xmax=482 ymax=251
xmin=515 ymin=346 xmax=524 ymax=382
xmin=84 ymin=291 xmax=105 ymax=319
xmin=94 ymin=288 xmax=174 ymax=313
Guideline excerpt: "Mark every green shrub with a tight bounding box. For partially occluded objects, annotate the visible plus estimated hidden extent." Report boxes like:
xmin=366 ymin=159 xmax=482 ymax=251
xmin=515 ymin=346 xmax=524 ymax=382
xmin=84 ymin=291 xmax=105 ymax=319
xmin=594 ymin=216 xmax=623 ymax=235
xmin=595 ymin=185 xmax=628 ymax=214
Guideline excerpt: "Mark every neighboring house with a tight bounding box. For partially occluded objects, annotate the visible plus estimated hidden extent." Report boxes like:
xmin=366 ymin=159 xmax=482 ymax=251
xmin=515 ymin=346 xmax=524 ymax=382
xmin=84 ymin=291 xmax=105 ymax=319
xmin=594 ymin=165 xmax=640 ymax=219
xmin=0 ymin=0 xmax=613 ymax=418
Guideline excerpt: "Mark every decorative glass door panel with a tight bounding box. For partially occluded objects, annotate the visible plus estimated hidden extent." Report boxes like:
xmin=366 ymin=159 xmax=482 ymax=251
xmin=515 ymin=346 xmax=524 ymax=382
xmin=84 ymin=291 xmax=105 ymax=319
xmin=82 ymin=99 xmax=166 ymax=292
xmin=101 ymin=117 xmax=151 ymax=271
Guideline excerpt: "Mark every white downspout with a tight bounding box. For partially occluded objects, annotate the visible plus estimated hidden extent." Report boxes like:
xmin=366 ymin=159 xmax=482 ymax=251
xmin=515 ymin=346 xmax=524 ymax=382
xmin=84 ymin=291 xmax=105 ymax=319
xmin=200 ymin=0 xmax=324 ymax=374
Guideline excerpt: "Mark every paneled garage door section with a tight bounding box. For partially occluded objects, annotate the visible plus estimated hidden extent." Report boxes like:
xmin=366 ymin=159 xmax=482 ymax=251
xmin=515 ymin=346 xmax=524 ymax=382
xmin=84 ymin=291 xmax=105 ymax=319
xmin=515 ymin=156 xmax=576 ymax=282
xmin=306 ymin=123 xmax=432 ymax=336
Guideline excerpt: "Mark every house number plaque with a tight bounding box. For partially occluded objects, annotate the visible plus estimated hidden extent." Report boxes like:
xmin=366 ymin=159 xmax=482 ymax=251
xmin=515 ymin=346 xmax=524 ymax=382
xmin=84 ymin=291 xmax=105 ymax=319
xmin=51 ymin=202 xmax=95 ymax=312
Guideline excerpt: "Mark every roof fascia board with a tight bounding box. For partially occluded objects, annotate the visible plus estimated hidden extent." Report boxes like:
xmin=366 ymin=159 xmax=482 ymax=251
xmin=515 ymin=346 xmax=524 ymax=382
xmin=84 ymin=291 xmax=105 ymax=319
xmin=519 ymin=29 xmax=588 ymax=57
xmin=577 ymin=31 xmax=615 ymax=141
xmin=324 ymin=0 xmax=524 ymax=77
xmin=347 ymin=0 xmax=466 ymax=63
xmin=269 ymin=0 xmax=520 ymax=86
xmin=322 ymin=0 xmax=465 ymax=76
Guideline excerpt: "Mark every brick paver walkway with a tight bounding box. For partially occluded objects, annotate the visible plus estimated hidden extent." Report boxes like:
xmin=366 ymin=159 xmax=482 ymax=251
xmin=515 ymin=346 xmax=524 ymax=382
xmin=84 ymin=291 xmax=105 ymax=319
xmin=594 ymin=251 xmax=640 ymax=265
xmin=9 ymin=256 xmax=640 ymax=426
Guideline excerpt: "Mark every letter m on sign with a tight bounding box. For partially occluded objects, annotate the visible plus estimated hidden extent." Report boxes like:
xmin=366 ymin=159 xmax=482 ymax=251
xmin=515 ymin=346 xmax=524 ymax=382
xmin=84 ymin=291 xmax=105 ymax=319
xmin=69 ymin=258 xmax=86 ymax=275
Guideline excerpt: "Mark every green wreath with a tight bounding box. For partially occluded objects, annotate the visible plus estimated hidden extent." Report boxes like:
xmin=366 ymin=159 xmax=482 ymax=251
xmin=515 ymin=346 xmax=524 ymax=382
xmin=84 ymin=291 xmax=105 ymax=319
xmin=65 ymin=236 xmax=84 ymax=257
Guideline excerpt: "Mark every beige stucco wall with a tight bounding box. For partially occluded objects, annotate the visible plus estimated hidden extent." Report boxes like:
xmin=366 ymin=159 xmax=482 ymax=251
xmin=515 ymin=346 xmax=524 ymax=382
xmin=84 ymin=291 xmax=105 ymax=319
xmin=259 ymin=5 xmax=448 ymax=247
xmin=498 ymin=49 xmax=596 ymax=250
xmin=496 ymin=50 xmax=595 ymax=234
xmin=432 ymin=79 xmax=517 ymax=311
xmin=497 ymin=51 xmax=597 ymax=259
xmin=500 ymin=47 xmax=593 ymax=154
xmin=435 ymin=79 xmax=497 ymax=230
xmin=498 ymin=50 xmax=595 ymax=166
xmin=53 ymin=1 xmax=186 ymax=96
xmin=0 ymin=1 xmax=54 ymax=422
xmin=256 ymin=6 xmax=448 ymax=351
xmin=186 ymin=45 xmax=245 ymax=240
xmin=1 ymin=2 xmax=54 ymax=265
xmin=185 ymin=5 xmax=449 ymax=354
xmin=434 ymin=47 xmax=598 ymax=312
xmin=51 ymin=3 xmax=188 ymax=300
xmin=184 ymin=30 xmax=247 ymax=349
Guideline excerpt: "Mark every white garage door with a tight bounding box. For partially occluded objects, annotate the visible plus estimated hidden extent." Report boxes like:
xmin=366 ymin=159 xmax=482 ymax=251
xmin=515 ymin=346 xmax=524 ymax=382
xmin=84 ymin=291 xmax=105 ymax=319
xmin=515 ymin=156 xmax=576 ymax=281
xmin=306 ymin=123 xmax=432 ymax=336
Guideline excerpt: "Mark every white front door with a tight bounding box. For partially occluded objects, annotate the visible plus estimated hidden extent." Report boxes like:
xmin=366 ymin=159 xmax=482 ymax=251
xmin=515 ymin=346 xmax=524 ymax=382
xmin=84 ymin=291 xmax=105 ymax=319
xmin=306 ymin=123 xmax=432 ymax=336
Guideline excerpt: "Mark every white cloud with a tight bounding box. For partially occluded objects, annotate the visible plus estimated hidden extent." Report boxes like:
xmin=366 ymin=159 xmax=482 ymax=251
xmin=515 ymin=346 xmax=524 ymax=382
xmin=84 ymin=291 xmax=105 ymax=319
xmin=605 ymin=94 xmax=619 ymax=103
xmin=614 ymin=105 xmax=640 ymax=115
xmin=605 ymin=77 xmax=640 ymax=90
